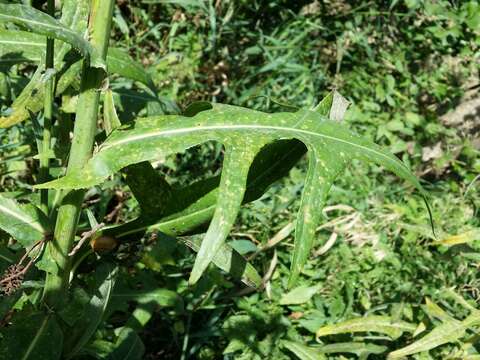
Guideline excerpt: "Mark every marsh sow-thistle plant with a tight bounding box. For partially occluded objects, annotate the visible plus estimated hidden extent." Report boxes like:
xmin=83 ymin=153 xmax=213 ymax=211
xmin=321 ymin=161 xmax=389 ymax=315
xmin=0 ymin=2 xmax=433 ymax=359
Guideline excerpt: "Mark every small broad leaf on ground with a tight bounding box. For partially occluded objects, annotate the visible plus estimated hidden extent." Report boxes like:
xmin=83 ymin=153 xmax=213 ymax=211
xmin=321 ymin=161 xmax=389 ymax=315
xmin=112 ymin=287 xmax=182 ymax=308
xmin=280 ymin=284 xmax=322 ymax=305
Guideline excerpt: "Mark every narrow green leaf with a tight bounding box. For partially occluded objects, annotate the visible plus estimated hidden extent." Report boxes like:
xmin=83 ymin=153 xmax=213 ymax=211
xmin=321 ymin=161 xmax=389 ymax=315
xmin=103 ymin=90 xmax=123 ymax=133
xmin=0 ymin=29 xmax=42 ymax=64
xmin=0 ymin=194 xmax=51 ymax=247
xmin=0 ymin=30 xmax=153 ymax=87
xmin=0 ymin=312 xmax=63 ymax=360
xmin=189 ymin=146 xmax=260 ymax=284
xmin=0 ymin=30 xmax=159 ymax=127
xmin=435 ymin=228 xmax=480 ymax=246
xmin=0 ymin=0 xmax=89 ymax=128
xmin=288 ymin=147 xmax=347 ymax=287
xmin=388 ymin=319 xmax=464 ymax=359
xmin=320 ymin=342 xmax=387 ymax=358
xmin=388 ymin=313 xmax=480 ymax=359
xmin=316 ymin=316 xmax=416 ymax=340
xmin=422 ymin=297 xmax=456 ymax=322
xmin=102 ymin=139 xmax=305 ymax=241
xmin=65 ymin=263 xmax=118 ymax=358
xmin=113 ymin=89 xmax=180 ymax=123
xmin=0 ymin=4 xmax=104 ymax=70
xmin=282 ymin=340 xmax=326 ymax=360
xmin=38 ymin=103 xmax=425 ymax=201
xmin=107 ymin=47 xmax=155 ymax=88
xmin=180 ymin=234 xmax=262 ymax=288
xmin=106 ymin=328 xmax=145 ymax=360
xmin=312 ymin=91 xmax=334 ymax=115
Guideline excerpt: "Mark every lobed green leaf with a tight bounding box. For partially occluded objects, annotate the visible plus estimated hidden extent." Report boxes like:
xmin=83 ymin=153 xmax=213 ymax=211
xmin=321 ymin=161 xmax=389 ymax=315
xmin=37 ymin=101 xmax=430 ymax=284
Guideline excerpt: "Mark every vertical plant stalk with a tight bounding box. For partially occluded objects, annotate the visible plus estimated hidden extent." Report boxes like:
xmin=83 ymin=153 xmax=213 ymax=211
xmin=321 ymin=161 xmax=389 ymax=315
xmin=43 ymin=0 xmax=115 ymax=307
xmin=39 ymin=0 xmax=55 ymax=214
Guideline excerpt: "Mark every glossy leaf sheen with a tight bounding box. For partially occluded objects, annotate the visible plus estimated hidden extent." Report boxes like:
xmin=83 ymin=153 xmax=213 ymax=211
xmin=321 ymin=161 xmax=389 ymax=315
xmin=38 ymin=103 xmax=429 ymax=284
xmin=0 ymin=194 xmax=51 ymax=247
xmin=0 ymin=29 xmax=43 ymax=63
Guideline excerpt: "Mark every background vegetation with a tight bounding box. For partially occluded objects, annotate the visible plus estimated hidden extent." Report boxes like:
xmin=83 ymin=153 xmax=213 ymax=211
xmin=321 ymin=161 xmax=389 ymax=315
xmin=1 ymin=0 xmax=479 ymax=359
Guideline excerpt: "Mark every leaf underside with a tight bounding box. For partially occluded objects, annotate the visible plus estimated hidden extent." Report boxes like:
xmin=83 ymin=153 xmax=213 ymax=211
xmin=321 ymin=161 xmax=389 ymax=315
xmin=37 ymin=101 xmax=429 ymax=285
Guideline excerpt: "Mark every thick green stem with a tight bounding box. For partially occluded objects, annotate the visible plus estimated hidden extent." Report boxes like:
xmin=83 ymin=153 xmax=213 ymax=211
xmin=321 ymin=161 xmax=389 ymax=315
xmin=43 ymin=0 xmax=114 ymax=307
xmin=39 ymin=0 xmax=55 ymax=214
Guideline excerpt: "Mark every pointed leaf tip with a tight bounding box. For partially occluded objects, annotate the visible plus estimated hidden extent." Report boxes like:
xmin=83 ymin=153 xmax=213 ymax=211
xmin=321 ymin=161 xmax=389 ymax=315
xmin=288 ymin=147 xmax=348 ymax=288
xmin=188 ymin=147 xmax=257 ymax=284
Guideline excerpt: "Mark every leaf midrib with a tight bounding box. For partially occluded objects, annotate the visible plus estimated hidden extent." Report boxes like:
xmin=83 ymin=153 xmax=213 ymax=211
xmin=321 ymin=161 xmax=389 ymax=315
xmin=0 ymin=40 xmax=43 ymax=46
xmin=0 ymin=13 xmax=75 ymax=37
xmin=22 ymin=315 xmax=49 ymax=360
xmin=0 ymin=202 xmax=44 ymax=233
xmin=101 ymin=124 xmax=409 ymax=173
